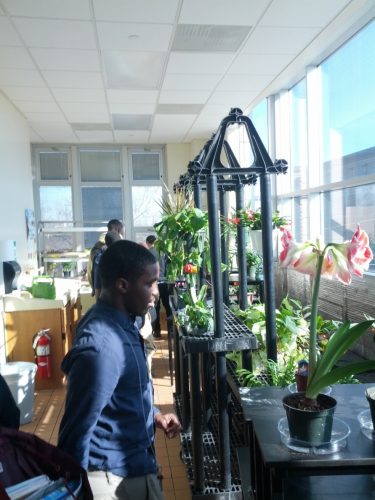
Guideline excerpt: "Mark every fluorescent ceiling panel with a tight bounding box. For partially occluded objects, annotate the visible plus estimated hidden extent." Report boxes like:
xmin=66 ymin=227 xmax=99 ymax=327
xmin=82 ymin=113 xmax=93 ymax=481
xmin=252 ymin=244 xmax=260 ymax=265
xmin=156 ymin=104 xmax=203 ymax=114
xmin=0 ymin=69 xmax=44 ymax=86
xmin=259 ymin=0 xmax=352 ymax=27
xmin=31 ymin=48 xmax=101 ymax=71
xmin=2 ymin=0 xmax=92 ymax=19
xmin=179 ymin=0 xmax=269 ymax=26
xmin=52 ymin=88 xmax=106 ymax=103
xmin=13 ymin=18 xmax=97 ymax=49
xmin=0 ymin=86 xmax=55 ymax=102
xmin=93 ymin=0 xmax=179 ymax=23
xmin=0 ymin=18 xmax=23 ymax=46
xmin=166 ymin=53 xmax=234 ymax=74
xmin=14 ymin=101 xmax=61 ymax=113
xmin=159 ymin=90 xmax=210 ymax=104
xmin=97 ymin=22 xmax=173 ymax=51
xmin=172 ymin=24 xmax=251 ymax=52
xmin=109 ymin=102 xmax=156 ymax=114
xmin=103 ymin=51 xmax=165 ymax=89
xmin=76 ymin=130 xmax=114 ymax=142
xmin=112 ymin=114 xmax=152 ymax=130
xmin=162 ymin=73 xmax=221 ymax=91
xmin=42 ymin=71 xmax=103 ymax=89
xmin=242 ymin=26 xmax=321 ymax=54
xmin=71 ymin=123 xmax=112 ymax=131
xmin=0 ymin=47 xmax=36 ymax=69
xmin=107 ymin=89 xmax=158 ymax=104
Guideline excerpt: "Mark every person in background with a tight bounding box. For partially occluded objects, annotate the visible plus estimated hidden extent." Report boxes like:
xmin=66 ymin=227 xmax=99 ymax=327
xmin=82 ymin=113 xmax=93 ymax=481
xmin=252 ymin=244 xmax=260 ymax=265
xmin=58 ymin=240 xmax=181 ymax=499
xmin=145 ymin=235 xmax=172 ymax=340
xmin=93 ymin=231 xmax=122 ymax=299
xmin=0 ymin=373 xmax=20 ymax=429
xmin=87 ymin=219 xmax=124 ymax=295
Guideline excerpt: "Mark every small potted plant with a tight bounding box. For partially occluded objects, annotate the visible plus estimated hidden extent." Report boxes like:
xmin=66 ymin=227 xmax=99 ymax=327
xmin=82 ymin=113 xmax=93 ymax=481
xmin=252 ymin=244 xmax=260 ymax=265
xmin=178 ymin=284 xmax=214 ymax=335
xmin=62 ymin=261 xmax=74 ymax=278
xmin=246 ymin=250 xmax=262 ymax=279
xmin=280 ymin=225 xmax=374 ymax=445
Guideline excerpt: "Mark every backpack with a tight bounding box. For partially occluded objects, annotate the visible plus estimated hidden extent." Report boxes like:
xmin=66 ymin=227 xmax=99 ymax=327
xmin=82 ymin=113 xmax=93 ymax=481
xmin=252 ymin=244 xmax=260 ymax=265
xmin=0 ymin=426 xmax=92 ymax=499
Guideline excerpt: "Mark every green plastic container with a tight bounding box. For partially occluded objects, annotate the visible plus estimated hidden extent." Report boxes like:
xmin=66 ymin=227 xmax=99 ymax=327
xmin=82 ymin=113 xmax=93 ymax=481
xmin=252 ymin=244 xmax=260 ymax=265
xmin=28 ymin=275 xmax=56 ymax=299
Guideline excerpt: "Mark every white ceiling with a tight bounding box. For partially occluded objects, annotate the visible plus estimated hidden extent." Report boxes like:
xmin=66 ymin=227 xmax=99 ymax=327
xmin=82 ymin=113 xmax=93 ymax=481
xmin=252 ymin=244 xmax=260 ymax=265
xmin=0 ymin=0 xmax=373 ymax=144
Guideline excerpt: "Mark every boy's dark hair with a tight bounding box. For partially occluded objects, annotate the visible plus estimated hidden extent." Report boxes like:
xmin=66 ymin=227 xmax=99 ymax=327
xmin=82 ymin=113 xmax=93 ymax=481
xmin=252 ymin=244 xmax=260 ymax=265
xmin=107 ymin=219 xmax=123 ymax=233
xmin=99 ymin=240 xmax=157 ymax=287
xmin=146 ymin=235 xmax=156 ymax=245
xmin=105 ymin=231 xmax=122 ymax=247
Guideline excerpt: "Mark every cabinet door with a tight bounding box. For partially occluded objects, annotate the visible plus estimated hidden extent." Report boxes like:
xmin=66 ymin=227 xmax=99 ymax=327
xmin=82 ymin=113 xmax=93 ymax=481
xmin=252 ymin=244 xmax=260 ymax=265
xmin=4 ymin=309 xmax=65 ymax=390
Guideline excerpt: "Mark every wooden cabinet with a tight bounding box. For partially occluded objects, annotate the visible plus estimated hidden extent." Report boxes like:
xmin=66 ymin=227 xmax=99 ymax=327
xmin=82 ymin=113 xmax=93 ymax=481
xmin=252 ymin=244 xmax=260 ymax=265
xmin=4 ymin=300 xmax=79 ymax=390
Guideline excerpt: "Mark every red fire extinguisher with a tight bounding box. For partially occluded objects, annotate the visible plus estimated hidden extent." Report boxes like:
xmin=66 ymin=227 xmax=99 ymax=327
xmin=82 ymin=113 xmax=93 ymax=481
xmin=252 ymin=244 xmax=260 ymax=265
xmin=33 ymin=329 xmax=52 ymax=379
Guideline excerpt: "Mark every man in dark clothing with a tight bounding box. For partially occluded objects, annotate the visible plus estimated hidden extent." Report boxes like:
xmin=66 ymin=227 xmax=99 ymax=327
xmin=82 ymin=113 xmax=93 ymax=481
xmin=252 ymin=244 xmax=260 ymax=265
xmin=145 ymin=235 xmax=172 ymax=339
xmin=58 ymin=240 xmax=181 ymax=499
xmin=0 ymin=373 xmax=20 ymax=429
xmin=93 ymin=230 xmax=122 ymax=298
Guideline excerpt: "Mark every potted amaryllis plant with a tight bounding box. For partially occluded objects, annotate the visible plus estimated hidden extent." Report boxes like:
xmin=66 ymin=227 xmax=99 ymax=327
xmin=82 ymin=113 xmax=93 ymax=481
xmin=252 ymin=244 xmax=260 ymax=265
xmin=279 ymin=224 xmax=375 ymax=445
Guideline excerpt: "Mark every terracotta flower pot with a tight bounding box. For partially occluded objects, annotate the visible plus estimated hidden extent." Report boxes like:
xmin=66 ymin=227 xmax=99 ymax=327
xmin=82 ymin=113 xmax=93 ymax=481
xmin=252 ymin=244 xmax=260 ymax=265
xmin=283 ymin=393 xmax=337 ymax=445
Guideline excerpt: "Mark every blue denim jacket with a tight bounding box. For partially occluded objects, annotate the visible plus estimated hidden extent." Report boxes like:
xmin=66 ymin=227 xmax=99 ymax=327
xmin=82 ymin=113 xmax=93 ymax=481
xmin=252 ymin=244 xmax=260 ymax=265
xmin=58 ymin=300 xmax=158 ymax=477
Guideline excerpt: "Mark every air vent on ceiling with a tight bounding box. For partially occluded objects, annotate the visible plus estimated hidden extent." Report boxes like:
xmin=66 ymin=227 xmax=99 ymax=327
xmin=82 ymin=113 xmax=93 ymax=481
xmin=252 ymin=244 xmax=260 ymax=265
xmin=156 ymin=104 xmax=203 ymax=114
xmin=172 ymin=24 xmax=251 ymax=53
xmin=71 ymin=123 xmax=112 ymax=131
xmin=112 ymin=114 xmax=152 ymax=131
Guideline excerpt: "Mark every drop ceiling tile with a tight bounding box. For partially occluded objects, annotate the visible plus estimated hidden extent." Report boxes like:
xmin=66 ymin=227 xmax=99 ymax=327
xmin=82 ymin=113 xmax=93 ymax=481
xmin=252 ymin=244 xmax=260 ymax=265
xmin=198 ymin=104 xmax=230 ymax=120
xmin=166 ymin=53 xmax=233 ymax=74
xmin=114 ymin=130 xmax=150 ymax=143
xmin=97 ymin=22 xmax=173 ymax=51
xmin=93 ymin=0 xmax=179 ymax=23
xmin=162 ymin=74 xmax=221 ymax=91
xmin=2 ymin=0 xmax=92 ymax=19
xmin=178 ymin=0 xmax=269 ymax=26
xmin=0 ymin=18 xmax=23 ymax=46
xmin=29 ymin=127 xmax=44 ymax=142
xmin=109 ymin=102 xmax=155 ymax=114
xmin=113 ymin=114 xmax=152 ymax=130
xmin=42 ymin=71 xmax=103 ymax=89
xmin=59 ymin=101 xmax=108 ymax=114
xmin=0 ymin=69 xmax=44 ymax=86
xmin=156 ymin=103 xmax=203 ymax=114
xmin=76 ymin=130 xmax=114 ymax=142
xmin=217 ymin=74 xmax=273 ymax=92
xmin=65 ymin=111 xmax=110 ymax=123
xmin=230 ymin=53 xmax=294 ymax=75
xmin=13 ymin=18 xmax=96 ymax=49
xmin=31 ymin=49 xmax=101 ymax=71
xmin=1 ymin=86 xmax=54 ymax=101
xmin=14 ymin=100 xmax=60 ymax=113
xmin=0 ymin=47 xmax=36 ymax=69
xmin=159 ymin=90 xmax=210 ymax=104
xmin=259 ymin=0 xmax=351 ymax=27
xmin=103 ymin=51 xmax=165 ymax=89
xmin=107 ymin=89 xmax=158 ymax=104
xmin=242 ymin=26 xmax=321 ymax=54
xmin=52 ymin=88 xmax=106 ymax=103
xmin=151 ymin=114 xmax=196 ymax=141
xmin=207 ymin=90 xmax=258 ymax=106
xmin=29 ymin=122 xmax=78 ymax=142
xmin=24 ymin=112 xmax=67 ymax=122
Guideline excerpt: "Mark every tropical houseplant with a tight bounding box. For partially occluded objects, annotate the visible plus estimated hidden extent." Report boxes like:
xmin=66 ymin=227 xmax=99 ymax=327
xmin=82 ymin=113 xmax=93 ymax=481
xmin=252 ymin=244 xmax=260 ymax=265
xmin=279 ymin=224 xmax=374 ymax=443
xmin=246 ymin=249 xmax=262 ymax=279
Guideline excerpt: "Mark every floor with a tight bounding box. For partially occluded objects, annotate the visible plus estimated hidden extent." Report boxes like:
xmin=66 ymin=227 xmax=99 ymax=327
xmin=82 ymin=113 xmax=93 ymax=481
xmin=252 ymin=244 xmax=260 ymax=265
xmin=20 ymin=326 xmax=192 ymax=500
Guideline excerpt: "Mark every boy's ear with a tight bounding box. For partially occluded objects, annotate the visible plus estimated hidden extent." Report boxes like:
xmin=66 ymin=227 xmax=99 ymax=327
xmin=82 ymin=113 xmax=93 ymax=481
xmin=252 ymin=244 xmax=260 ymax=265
xmin=116 ymin=277 xmax=129 ymax=294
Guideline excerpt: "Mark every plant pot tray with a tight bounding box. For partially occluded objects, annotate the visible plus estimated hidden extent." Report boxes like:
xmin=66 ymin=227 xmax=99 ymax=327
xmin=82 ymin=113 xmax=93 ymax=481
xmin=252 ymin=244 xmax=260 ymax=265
xmin=278 ymin=416 xmax=350 ymax=454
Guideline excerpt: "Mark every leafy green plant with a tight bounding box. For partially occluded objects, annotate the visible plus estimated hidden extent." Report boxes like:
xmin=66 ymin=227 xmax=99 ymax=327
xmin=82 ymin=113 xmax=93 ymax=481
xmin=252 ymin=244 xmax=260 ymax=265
xmin=246 ymin=249 xmax=262 ymax=269
xmin=227 ymin=208 xmax=289 ymax=230
xmin=154 ymin=187 xmax=210 ymax=281
xmin=177 ymin=284 xmax=213 ymax=334
xmin=237 ymin=357 xmax=297 ymax=388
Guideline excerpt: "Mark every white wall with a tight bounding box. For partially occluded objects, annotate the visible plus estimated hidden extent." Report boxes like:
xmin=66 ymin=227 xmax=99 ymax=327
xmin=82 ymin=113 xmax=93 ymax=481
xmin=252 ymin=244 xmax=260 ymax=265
xmin=164 ymin=140 xmax=207 ymax=191
xmin=0 ymin=92 xmax=35 ymax=271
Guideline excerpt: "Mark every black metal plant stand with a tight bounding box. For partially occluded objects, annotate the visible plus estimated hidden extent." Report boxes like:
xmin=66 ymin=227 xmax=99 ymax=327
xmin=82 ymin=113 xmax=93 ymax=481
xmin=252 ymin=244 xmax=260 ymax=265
xmin=172 ymin=108 xmax=287 ymax=498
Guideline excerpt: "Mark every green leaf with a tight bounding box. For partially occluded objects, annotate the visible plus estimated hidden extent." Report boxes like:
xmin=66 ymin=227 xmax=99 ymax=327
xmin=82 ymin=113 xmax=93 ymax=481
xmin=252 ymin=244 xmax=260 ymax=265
xmin=306 ymin=360 xmax=375 ymax=398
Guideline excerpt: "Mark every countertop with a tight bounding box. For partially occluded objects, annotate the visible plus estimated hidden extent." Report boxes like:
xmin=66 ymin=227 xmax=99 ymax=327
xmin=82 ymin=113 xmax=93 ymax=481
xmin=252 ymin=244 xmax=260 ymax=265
xmin=2 ymin=278 xmax=82 ymax=312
